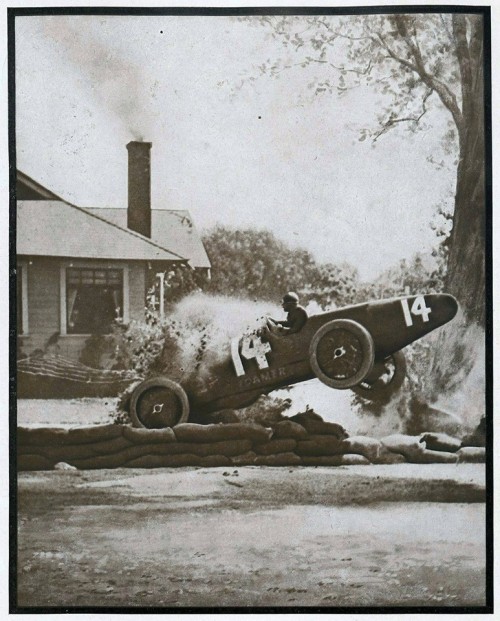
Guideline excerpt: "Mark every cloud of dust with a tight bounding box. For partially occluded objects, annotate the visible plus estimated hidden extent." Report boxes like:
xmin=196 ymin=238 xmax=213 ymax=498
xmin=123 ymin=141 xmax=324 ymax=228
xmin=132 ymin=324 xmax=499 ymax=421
xmin=353 ymin=309 xmax=486 ymax=437
xmin=431 ymin=317 xmax=485 ymax=432
xmin=156 ymin=292 xmax=281 ymax=381
xmin=153 ymin=293 xmax=362 ymax=430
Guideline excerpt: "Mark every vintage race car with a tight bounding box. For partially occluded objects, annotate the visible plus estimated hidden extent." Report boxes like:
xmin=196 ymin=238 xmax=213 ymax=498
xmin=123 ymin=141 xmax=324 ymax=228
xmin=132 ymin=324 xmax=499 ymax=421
xmin=129 ymin=293 xmax=458 ymax=428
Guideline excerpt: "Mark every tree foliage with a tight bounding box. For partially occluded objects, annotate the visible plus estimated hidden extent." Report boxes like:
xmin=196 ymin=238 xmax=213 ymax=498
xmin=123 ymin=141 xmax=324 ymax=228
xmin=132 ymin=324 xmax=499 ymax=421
xmin=355 ymin=252 xmax=446 ymax=303
xmin=202 ymin=225 xmax=445 ymax=310
xmin=202 ymin=225 xmax=359 ymax=308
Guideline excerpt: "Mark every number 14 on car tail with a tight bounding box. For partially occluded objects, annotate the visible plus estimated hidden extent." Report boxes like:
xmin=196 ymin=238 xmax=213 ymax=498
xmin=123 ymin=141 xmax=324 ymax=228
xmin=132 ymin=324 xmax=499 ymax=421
xmin=400 ymin=295 xmax=432 ymax=327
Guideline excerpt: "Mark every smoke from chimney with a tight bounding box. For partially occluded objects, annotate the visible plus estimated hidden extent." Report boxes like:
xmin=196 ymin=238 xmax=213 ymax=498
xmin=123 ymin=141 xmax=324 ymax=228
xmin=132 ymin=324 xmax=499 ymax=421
xmin=127 ymin=141 xmax=152 ymax=239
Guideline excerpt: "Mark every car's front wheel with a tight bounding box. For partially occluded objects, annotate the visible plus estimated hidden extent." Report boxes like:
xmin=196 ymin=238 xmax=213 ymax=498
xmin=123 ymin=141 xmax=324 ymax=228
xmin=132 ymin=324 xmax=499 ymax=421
xmin=129 ymin=377 xmax=190 ymax=429
xmin=309 ymin=319 xmax=375 ymax=389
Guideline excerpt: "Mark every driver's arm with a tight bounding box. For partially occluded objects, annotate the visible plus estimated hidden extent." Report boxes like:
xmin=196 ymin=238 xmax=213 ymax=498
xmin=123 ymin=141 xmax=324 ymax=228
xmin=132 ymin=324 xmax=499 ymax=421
xmin=281 ymin=309 xmax=308 ymax=335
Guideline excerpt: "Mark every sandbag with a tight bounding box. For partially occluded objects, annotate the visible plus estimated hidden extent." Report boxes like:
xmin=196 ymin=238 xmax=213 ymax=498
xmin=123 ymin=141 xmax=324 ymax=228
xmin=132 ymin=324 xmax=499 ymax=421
xmin=18 ymin=424 xmax=124 ymax=447
xmin=173 ymin=423 xmax=272 ymax=444
xmin=411 ymin=449 xmax=458 ymax=464
xmin=289 ymin=414 xmax=347 ymax=438
xmin=199 ymin=455 xmax=232 ymax=467
xmin=254 ymin=439 xmax=297 ymax=455
xmin=461 ymin=417 xmax=486 ymax=447
xmin=381 ymin=434 xmax=457 ymax=463
xmin=253 ymin=452 xmax=302 ymax=466
xmin=122 ymin=426 xmax=176 ymax=444
xmin=289 ymin=411 xmax=324 ymax=424
xmin=18 ymin=454 xmax=55 ymax=471
xmin=165 ymin=439 xmax=253 ymax=457
xmin=381 ymin=434 xmax=424 ymax=456
xmin=461 ymin=433 xmax=486 ymax=448
xmin=71 ymin=450 xmax=138 ymax=469
xmin=419 ymin=432 xmax=462 ymax=453
xmin=341 ymin=436 xmax=382 ymax=462
xmin=67 ymin=424 xmax=126 ymax=444
xmin=301 ymin=454 xmax=369 ymax=466
xmin=299 ymin=420 xmax=348 ymax=438
xmin=125 ymin=454 xmax=202 ymax=468
xmin=295 ymin=435 xmax=344 ymax=456
xmin=20 ymin=436 xmax=133 ymax=461
xmin=54 ymin=462 xmax=77 ymax=471
xmin=338 ymin=454 xmax=370 ymax=465
xmin=18 ymin=427 xmax=70 ymax=446
xmin=373 ymin=449 xmax=407 ymax=464
xmin=456 ymin=447 xmax=486 ymax=463
xmin=271 ymin=420 xmax=308 ymax=440
xmin=230 ymin=451 xmax=257 ymax=466
xmin=69 ymin=443 xmax=184 ymax=469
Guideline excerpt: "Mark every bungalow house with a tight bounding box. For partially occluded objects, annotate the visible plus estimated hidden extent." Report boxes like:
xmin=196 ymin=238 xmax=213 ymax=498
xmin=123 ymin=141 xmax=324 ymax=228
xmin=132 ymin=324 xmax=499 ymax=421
xmin=17 ymin=141 xmax=210 ymax=364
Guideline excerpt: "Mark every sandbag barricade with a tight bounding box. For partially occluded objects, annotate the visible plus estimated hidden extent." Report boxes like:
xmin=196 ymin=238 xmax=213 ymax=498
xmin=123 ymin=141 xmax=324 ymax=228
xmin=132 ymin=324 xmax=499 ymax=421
xmin=17 ymin=419 xmax=486 ymax=470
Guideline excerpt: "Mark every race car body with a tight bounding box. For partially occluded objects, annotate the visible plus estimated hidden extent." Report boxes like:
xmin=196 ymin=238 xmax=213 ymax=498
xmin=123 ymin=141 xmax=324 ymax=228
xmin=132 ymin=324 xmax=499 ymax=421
xmin=129 ymin=293 xmax=458 ymax=428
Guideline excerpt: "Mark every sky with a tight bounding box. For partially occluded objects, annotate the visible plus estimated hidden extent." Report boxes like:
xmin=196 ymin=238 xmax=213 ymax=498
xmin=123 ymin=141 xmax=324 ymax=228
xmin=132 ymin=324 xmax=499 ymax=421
xmin=14 ymin=13 xmax=457 ymax=280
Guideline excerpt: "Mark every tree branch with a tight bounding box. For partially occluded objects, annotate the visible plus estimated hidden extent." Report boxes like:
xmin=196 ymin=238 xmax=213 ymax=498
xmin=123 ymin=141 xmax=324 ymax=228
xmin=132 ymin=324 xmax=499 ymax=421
xmin=439 ymin=14 xmax=455 ymax=44
xmin=329 ymin=59 xmax=372 ymax=75
xmin=372 ymin=87 xmax=433 ymax=142
xmin=377 ymin=25 xmax=464 ymax=133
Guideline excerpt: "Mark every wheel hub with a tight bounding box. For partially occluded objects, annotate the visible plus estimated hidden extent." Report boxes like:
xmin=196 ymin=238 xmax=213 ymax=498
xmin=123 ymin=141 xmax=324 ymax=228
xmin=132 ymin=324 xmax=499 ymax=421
xmin=316 ymin=329 xmax=365 ymax=380
xmin=136 ymin=386 xmax=183 ymax=429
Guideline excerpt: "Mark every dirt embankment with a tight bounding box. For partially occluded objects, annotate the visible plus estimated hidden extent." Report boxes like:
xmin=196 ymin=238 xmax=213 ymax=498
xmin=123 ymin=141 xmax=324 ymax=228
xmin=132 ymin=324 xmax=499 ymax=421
xmin=17 ymin=464 xmax=486 ymax=609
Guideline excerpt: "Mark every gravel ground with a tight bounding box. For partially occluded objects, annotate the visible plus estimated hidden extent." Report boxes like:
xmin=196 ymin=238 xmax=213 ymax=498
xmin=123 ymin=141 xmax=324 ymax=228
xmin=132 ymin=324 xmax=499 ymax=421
xmin=17 ymin=398 xmax=118 ymax=427
xmin=15 ymin=398 xmax=488 ymax=610
xmin=17 ymin=464 xmax=486 ymax=610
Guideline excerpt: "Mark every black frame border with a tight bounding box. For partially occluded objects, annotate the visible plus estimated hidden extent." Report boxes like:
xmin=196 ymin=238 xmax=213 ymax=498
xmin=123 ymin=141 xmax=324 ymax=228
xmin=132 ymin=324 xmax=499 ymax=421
xmin=8 ymin=4 xmax=493 ymax=615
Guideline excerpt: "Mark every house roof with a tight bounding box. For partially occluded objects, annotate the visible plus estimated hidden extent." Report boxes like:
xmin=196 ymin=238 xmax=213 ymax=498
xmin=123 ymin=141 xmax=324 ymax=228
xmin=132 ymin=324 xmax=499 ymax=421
xmin=16 ymin=170 xmax=66 ymax=201
xmin=85 ymin=208 xmax=211 ymax=269
xmin=17 ymin=200 xmax=187 ymax=262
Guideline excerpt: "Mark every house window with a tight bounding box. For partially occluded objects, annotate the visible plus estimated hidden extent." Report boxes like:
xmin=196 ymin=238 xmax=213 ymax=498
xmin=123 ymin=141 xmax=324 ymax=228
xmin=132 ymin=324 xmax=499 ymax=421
xmin=66 ymin=268 xmax=123 ymax=334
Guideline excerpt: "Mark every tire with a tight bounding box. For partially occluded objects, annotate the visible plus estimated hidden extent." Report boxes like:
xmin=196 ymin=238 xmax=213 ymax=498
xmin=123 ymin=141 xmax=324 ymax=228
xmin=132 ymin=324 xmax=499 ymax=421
xmin=351 ymin=350 xmax=407 ymax=403
xmin=309 ymin=319 xmax=375 ymax=389
xmin=129 ymin=377 xmax=190 ymax=429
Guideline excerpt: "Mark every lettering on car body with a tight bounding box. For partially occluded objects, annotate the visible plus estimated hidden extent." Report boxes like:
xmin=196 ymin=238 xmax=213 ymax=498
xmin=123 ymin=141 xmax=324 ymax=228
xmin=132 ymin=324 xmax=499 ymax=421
xmin=237 ymin=367 xmax=286 ymax=388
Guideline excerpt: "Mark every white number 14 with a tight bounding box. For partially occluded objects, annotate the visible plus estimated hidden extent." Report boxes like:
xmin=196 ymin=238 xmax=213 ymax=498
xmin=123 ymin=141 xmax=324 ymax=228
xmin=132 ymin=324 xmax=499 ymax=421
xmin=231 ymin=335 xmax=272 ymax=377
xmin=400 ymin=296 xmax=432 ymax=327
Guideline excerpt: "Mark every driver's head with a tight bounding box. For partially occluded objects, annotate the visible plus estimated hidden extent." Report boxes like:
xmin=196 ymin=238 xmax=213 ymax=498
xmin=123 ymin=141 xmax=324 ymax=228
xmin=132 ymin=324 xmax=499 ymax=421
xmin=282 ymin=291 xmax=299 ymax=311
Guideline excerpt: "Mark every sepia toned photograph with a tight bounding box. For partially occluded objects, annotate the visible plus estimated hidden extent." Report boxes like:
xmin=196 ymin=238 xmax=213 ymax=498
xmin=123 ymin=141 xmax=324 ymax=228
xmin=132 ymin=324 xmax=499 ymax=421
xmin=11 ymin=4 xmax=491 ymax=612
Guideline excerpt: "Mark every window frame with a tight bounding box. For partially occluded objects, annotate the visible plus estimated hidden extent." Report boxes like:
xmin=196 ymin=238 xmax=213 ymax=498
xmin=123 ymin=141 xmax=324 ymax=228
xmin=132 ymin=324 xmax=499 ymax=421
xmin=59 ymin=262 xmax=129 ymax=336
xmin=17 ymin=260 xmax=29 ymax=336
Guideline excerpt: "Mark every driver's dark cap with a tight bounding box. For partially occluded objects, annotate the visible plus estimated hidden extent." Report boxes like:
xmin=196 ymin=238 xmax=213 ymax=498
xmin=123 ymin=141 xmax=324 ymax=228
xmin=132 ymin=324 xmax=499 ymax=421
xmin=282 ymin=292 xmax=299 ymax=303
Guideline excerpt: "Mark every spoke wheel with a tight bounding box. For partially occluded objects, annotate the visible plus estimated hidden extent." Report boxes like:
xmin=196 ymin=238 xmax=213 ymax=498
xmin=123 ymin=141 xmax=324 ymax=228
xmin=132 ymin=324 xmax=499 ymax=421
xmin=309 ymin=319 xmax=375 ymax=389
xmin=352 ymin=351 xmax=407 ymax=403
xmin=130 ymin=377 xmax=190 ymax=429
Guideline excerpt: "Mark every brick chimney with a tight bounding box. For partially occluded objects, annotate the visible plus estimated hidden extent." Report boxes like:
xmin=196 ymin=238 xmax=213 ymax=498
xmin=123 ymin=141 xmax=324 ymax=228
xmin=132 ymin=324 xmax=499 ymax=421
xmin=126 ymin=141 xmax=152 ymax=238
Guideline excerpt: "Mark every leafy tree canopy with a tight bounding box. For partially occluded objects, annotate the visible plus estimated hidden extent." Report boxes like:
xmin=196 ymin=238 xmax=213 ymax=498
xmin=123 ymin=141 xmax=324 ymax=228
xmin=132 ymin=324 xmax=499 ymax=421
xmin=202 ymin=225 xmax=444 ymax=310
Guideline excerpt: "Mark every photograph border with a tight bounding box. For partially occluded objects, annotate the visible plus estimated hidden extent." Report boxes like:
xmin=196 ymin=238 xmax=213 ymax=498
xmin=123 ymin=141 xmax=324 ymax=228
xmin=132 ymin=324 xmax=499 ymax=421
xmin=8 ymin=4 xmax=493 ymax=614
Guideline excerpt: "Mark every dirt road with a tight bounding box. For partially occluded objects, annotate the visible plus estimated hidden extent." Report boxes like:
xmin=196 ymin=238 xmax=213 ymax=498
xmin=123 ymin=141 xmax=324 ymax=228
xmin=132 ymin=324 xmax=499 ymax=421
xmin=17 ymin=464 xmax=485 ymax=609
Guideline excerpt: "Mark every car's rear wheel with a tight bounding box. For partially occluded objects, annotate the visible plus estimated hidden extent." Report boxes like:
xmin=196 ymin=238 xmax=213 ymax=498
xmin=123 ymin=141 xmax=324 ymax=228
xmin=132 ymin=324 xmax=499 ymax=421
xmin=309 ymin=319 xmax=375 ymax=389
xmin=129 ymin=377 xmax=190 ymax=429
xmin=351 ymin=351 xmax=406 ymax=403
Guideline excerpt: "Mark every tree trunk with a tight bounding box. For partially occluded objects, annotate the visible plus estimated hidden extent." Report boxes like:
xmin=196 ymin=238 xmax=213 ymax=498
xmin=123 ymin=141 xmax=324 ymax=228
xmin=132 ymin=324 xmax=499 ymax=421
xmin=445 ymin=17 xmax=486 ymax=326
